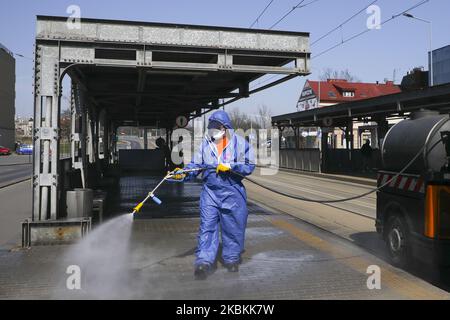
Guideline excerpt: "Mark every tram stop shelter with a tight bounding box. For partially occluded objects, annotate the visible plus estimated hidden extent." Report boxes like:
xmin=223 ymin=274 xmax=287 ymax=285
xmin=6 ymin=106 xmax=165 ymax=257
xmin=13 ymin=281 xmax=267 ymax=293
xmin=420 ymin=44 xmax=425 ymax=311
xmin=31 ymin=15 xmax=311 ymax=224
xmin=272 ymin=83 xmax=450 ymax=174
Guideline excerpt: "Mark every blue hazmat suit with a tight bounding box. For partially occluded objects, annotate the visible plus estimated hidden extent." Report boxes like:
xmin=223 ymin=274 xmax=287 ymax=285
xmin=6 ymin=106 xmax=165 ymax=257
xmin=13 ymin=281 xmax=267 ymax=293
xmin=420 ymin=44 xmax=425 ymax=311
xmin=184 ymin=110 xmax=255 ymax=267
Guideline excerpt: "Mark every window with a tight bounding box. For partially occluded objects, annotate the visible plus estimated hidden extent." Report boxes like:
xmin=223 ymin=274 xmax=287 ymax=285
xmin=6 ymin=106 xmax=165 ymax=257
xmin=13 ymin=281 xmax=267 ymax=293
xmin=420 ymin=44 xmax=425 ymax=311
xmin=343 ymin=91 xmax=355 ymax=97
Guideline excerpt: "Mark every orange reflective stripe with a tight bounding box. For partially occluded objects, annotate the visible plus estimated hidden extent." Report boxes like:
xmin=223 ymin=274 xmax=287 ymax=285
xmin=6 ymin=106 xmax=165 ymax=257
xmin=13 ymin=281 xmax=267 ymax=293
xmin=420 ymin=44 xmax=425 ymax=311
xmin=425 ymin=185 xmax=438 ymax=238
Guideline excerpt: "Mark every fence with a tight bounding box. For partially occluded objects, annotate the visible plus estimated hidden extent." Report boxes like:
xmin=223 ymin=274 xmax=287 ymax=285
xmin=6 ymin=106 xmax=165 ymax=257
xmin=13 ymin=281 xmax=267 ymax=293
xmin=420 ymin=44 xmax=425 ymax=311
xmin=323 ymin=149 xmax=381 ymax=173
xmin=279 ymin=149 xmax=321 ymax=172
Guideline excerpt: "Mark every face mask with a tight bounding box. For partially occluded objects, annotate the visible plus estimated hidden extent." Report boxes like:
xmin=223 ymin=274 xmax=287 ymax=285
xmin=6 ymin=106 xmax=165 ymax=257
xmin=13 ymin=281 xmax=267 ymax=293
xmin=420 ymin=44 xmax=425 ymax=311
xmin=208 ymin=128 xmax=225 ymax=141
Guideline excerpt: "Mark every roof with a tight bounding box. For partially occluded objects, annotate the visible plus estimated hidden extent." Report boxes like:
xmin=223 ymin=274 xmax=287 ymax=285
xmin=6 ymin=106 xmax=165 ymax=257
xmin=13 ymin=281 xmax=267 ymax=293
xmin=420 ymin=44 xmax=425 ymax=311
xmin=36 ymin=16 xmax=310 ymax=128
xmin=274 ymin=83 xmax=450 ymax=127
xmin=0 ymin=42 xmax=13 ymax=57
xmin=36 ymin=15 xmax=310 ymax=38
xmin=305 ymin=79 xmax=401 ymax=103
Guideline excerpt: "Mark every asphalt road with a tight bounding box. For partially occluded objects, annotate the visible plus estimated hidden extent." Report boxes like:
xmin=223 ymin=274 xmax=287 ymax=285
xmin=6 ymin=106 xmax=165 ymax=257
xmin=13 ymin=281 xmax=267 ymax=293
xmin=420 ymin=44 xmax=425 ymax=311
xmin=0 ymin=154 xmax=32 ymax=166
xmin=118 ymin=136 xmax=157 ymax=150
xmin=245 ymin=169 xmax=450 ymax=289
xmin=0 ymin=164 xmax=32 ymax=188
xmin=245 ymin=169 xmax=384 ymax=258
xmin=249 ymin=169 xmax=376 ymax=219
xmin=119 ymin=136 xmax=143 ymax=149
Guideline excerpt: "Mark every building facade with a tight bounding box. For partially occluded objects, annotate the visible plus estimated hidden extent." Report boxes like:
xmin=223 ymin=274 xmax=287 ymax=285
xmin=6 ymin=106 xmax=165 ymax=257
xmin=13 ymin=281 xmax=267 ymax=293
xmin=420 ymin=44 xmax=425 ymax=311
xmin=431 ymin=44 xmax=450 ymax=86
xmin=0 ymin=43 xmax=16 ymax=149
xmin=15 ymin=117 xmax=34 ymax=138
xmin=295 ymin=78 xmax=401 ymax=149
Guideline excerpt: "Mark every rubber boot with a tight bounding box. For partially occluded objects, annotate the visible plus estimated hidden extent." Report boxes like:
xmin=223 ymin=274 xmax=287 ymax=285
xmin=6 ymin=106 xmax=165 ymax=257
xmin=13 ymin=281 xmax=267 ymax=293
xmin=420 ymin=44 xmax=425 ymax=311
xmin=225 ymin=262 xmax=239 ymax=273
xmin=194 ymin=264 xmax=211 ymax=280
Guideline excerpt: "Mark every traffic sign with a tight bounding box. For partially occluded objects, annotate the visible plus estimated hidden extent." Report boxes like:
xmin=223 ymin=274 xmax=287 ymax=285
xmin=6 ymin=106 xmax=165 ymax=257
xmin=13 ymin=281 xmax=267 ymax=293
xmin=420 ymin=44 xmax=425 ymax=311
xmin=322 ymin=117 xmax=333 ymax=127
xmin=175 ymin=115 xmax=188 ymax=128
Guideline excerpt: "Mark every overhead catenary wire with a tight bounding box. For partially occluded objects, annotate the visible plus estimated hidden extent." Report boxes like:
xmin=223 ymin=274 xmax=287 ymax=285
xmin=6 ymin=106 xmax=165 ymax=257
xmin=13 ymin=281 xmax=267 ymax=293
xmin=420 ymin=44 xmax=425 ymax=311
xmin=251 ymin=1 xmax=428 ymax=88
xmin=269 ymin=0 xmax=321 ymax=30
xmin=250 ymin=0 xmax=276 ymax=28
xmin=312 ymin=0 xmax=430 ymax=59
xmin=269 ymin=0 xmax=305 ymax=30
xmin=311 ymin=0 xmax=379 ymax=46
xmin=248 ymin=1 xmax=319 ymax=89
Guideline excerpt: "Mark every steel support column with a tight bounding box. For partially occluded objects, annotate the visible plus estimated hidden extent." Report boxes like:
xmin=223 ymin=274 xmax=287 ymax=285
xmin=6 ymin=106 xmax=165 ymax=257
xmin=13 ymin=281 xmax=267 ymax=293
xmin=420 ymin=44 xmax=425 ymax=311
xmin=320 ymin=127 xmax=330 ymax=173
xmin=376 ymin=117 xmax=389 ymax=149
xmin=346 ymin=120 xmax=354 ymax=161
xmin=143 ymin=128 xmax=148 ymax=150
xmin=32 ymin=44 xmax=61 ymax=221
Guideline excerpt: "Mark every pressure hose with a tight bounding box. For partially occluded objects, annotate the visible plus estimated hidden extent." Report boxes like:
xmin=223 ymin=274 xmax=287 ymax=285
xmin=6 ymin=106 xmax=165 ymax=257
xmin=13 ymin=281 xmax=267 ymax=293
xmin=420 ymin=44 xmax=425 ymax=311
xmin=131 ymin=138 xmax=445 ymax=212
xmin=240 ymin=138 xmax=444 ymax=204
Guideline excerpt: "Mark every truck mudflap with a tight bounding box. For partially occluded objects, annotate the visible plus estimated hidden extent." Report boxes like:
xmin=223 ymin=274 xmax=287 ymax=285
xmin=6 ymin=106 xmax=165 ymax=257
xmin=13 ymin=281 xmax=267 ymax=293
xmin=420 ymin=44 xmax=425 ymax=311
xmin=410 ymin=232 xmax=450 ymax=268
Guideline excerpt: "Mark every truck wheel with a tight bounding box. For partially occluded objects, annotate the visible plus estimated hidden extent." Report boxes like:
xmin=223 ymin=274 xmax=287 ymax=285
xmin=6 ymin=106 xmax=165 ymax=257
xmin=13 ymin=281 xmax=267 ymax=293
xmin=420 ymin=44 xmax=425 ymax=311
xmin=386 ymin=215 xmax=409 ymax=268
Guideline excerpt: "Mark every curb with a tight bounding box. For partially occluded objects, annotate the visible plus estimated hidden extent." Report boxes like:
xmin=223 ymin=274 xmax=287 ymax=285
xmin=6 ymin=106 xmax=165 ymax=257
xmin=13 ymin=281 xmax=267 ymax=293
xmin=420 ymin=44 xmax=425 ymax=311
xmin=0 ymin=163 xmax=32 ymax=167
xmin=0 ymin=178 xmax=31 ymax=190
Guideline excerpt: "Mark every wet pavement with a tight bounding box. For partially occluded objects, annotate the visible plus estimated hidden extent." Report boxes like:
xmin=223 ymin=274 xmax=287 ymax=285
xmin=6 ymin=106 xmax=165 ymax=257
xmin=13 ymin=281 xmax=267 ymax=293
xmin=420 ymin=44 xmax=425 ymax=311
xmin=0 ymin=174 xmax=449 ymax=299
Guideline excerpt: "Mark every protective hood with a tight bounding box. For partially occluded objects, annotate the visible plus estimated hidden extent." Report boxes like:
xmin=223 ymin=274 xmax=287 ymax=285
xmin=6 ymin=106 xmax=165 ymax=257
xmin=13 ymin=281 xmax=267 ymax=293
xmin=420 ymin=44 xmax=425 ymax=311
xmin=208 ymin=110 xmax=233 ymax=129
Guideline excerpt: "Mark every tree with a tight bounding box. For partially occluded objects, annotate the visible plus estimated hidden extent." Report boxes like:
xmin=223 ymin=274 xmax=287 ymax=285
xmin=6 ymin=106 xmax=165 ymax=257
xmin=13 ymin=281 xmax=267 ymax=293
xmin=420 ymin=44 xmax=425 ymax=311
xmin=256 ymin=104 xmax=272 ymax=129
xmin=320 ymin=68 xmax=360 ymax=82
xmin=228 ymin=109 xmax=259 ymax=132
xmin=60 ymin=108 xmax=71 ymax=142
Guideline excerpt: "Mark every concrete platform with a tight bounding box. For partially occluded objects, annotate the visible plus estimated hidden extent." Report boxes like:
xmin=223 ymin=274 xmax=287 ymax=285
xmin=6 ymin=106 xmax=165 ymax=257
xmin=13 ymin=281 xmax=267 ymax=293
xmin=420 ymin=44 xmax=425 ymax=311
xmin=0 ymin=208 xmax=448 ymax=299
xmin=0 ymin=174 xmax=449 ymax=299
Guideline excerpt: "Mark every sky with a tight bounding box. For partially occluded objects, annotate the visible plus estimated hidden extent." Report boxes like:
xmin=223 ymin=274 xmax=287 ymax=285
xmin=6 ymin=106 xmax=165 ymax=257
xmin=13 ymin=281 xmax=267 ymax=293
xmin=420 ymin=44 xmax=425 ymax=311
xmin=0 ymin=0 xmax=448 ymax=119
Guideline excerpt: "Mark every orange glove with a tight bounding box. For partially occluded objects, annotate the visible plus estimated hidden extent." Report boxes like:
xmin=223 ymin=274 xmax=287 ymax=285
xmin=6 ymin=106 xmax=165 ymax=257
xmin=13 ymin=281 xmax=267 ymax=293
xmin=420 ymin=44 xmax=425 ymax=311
xmin=216 ymin=163 xmax=231 ymax=174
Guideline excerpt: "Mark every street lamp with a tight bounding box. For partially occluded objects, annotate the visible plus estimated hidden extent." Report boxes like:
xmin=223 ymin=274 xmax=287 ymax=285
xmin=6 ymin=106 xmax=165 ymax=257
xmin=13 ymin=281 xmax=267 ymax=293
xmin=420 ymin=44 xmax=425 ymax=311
xmin=403 ymin=13 xmax=434 ymax=86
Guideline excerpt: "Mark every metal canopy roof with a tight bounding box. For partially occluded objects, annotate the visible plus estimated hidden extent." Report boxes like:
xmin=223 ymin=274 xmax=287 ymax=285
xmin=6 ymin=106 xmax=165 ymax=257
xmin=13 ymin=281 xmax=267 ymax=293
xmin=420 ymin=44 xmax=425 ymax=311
xmin=272 ymin=83 xmax=450 ymax=128
xmin=36 ymin=16 xmax=310 ymax=128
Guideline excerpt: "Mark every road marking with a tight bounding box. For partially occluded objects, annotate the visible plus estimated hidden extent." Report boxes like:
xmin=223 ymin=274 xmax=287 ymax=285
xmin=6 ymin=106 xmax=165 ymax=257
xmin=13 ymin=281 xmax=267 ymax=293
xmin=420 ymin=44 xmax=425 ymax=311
xmin=268 ymin=217 xmax=448 ymax=300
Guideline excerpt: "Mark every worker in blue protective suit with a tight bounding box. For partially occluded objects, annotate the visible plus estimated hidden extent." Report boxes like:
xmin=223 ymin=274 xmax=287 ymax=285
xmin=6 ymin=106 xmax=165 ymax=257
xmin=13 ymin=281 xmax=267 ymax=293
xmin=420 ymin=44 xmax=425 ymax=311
xmin=172 ymin=110 xmax=255 ymax=280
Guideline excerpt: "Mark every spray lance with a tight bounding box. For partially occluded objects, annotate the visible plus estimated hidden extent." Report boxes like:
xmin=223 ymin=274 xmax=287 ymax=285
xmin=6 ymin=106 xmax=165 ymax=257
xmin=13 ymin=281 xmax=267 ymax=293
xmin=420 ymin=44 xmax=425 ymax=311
xmin=131 ymin=168 xmax=204 ymax=214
